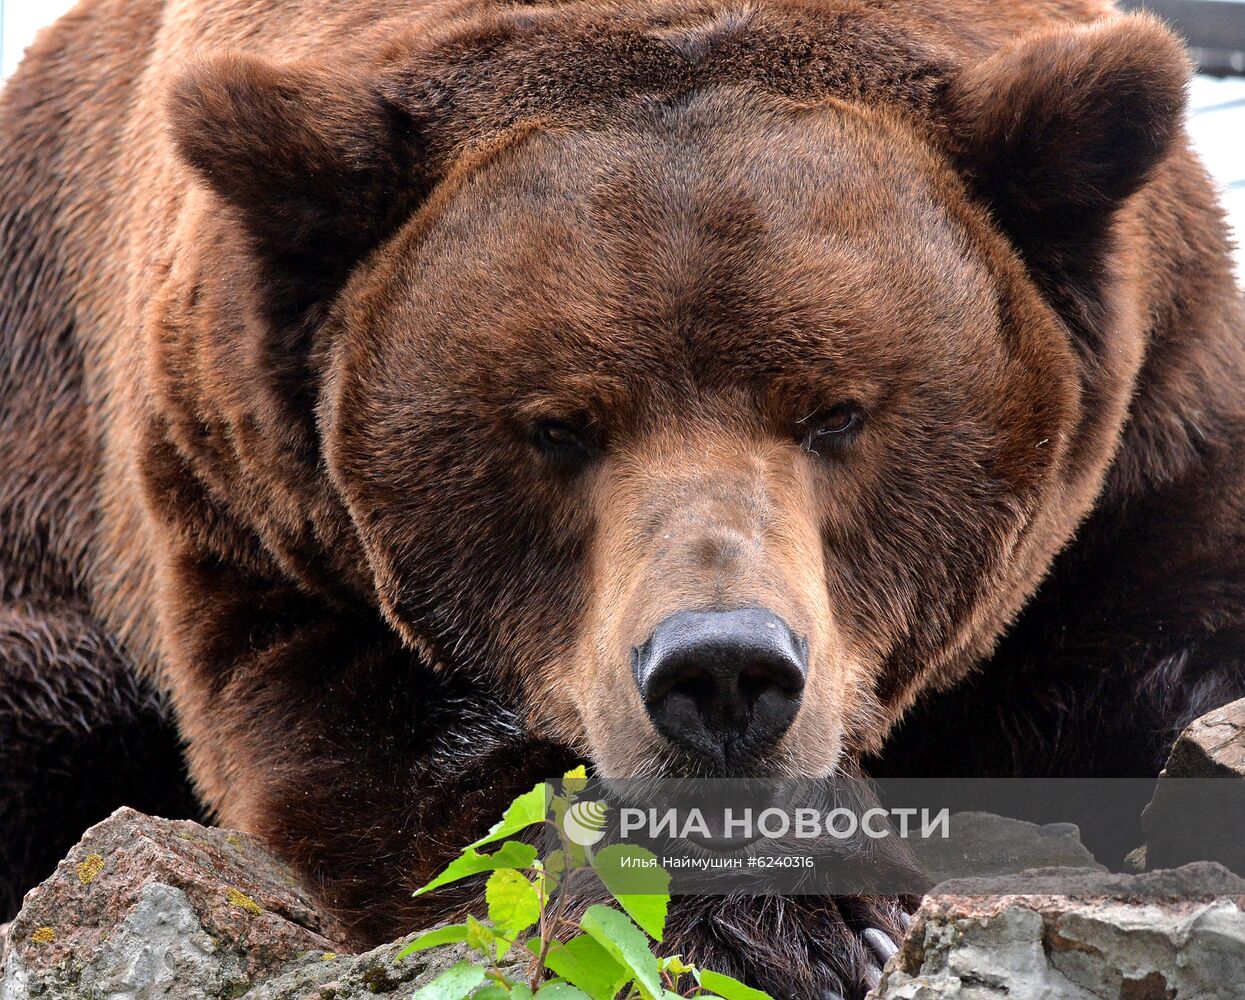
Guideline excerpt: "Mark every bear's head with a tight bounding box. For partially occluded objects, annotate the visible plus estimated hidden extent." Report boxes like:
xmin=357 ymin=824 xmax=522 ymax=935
xmin=168 ymin=5 xmax=1188 ymax=781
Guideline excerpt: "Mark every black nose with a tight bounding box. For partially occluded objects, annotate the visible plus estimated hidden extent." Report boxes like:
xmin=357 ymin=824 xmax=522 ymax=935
xmin=634 ymin=608 xmax=807 ymax=764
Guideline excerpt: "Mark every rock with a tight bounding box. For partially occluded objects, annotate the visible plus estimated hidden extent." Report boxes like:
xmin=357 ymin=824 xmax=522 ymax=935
xmin=871 ymin=862 xmax=1245 ymax=999
xmin=13 ymin=806 xmax=1245 ymax=1000
xmin=1156 ymin=698 xmax=1245 ymax=780
xmin=243 ymin=934 xmax=529 ymax=1000
xmin=1143 ymin=698 xmax=1245 ymax=873
xmin=0 ymin=808 xmax=528 ymax=999
xmin=909 ymin=812 xmax=1103 ymax=882
xmin=0 ymin=807 xmax=338 ymax=998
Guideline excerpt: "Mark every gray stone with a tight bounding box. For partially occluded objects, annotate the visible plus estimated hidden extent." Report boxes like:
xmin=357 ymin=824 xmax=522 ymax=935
xmin=0 ymin=809 xmax=530 ymax=1000
xmin=74 ymin=883 xmax=251 ymax=1000
xmin=13 ymin=807 xmax=1245 ymax=1000
xmin=242 ymin=933 xmax=529 ymax=1000
xmin=1157 ymin=698 xmax=1245 ymax=780
xmin=0 ymin=808 xmax=334 ymax=998
xmin=1143 ymin=698 xmax=1245 ymax=873
xmin=909 ymin=811 xmax=1103 ymax=882
xmin=871 ymin=863 xmax=1245 ymax=999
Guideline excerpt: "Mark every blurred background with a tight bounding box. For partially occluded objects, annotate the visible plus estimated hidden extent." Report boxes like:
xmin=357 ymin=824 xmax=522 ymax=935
xmin=1 ymin=0 xmax=1242 ymax=277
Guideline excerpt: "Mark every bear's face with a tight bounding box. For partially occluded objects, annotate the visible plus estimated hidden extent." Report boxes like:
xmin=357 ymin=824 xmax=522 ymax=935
xmin=170 ymin=10 xmax=1187 ymax=781
xmin=324 ymin=93 xmax=1080 ymax=779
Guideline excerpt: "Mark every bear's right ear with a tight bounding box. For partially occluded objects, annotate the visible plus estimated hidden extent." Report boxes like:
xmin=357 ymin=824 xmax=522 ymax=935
xmin=167 ymin=54 xmax=431 ymax=321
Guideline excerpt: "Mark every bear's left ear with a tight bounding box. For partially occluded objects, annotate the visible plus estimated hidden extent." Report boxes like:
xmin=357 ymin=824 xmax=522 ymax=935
xmin=167 ymin=54 xmax=432 ymax=322
xmin=945 ymin=14 xmax=1189 ymax=333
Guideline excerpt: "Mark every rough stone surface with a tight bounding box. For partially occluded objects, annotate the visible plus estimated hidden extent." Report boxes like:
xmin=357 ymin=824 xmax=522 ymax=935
xmin=1157 ymin=699 xmax=1245 ymax=780
xmin=0 ymin=808 xmax=338 ymax=998
xmin=1143 ymin=698 xmax=1245 ymax=873
xmin=910 ymin=812 xmax=1104 ymax=882
xmin=9 ymin=808 xmax=1245 ymax=999
xmin=0 ymin=809 xmax=530 ymax=999
xmin=243 ymin=934 xmax=528 ymax=1000
xmin=871 ymin=863 xmax=1245 ymax=999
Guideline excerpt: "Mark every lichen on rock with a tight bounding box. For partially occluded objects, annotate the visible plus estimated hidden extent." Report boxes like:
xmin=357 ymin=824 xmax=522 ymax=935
xmin=74 ymin=856 xmax=105 ymax=887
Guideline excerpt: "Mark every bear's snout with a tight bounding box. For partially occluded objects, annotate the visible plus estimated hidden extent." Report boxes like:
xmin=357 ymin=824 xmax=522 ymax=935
xmin=633 ymin=608 xmax=807 ymax=767
xmin=562 ymin=428 xmax=844 ymax=780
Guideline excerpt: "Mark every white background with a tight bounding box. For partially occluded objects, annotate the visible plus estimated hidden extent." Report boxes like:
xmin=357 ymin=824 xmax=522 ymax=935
xmin=2 ymin=0 xmax=76 ymax=76
xmin=1 ymin=0 xmax=1242 ymax=275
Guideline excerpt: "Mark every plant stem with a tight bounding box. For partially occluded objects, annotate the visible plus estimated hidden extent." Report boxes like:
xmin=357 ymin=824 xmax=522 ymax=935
xmin=530 ymin=869 xmax=550 ymax=991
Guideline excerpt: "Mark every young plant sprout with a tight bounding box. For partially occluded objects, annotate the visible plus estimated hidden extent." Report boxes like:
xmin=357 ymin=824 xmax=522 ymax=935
xmin=397 ymin=767 xmax=775 ymax=1000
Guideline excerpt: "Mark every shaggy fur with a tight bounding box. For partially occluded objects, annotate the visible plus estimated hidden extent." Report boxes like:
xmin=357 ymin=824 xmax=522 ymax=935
xmin=2 ymin=1 xmax=1243 ymax=996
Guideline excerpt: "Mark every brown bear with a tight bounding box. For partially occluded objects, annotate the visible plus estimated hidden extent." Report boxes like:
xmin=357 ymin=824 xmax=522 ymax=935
xmin=2 ymin=0 xmax=1243 ymax=996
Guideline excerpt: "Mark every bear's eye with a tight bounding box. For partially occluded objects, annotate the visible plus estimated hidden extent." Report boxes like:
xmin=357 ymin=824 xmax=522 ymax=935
xmin=801 ymin=405 xmax=864 ymax=454
xmin=529 ymin=418 xmax=597 ymax=467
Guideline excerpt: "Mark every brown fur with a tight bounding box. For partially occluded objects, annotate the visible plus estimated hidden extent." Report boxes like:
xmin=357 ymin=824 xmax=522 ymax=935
xmin=2 ymin=1 xmax=1243 ymax=995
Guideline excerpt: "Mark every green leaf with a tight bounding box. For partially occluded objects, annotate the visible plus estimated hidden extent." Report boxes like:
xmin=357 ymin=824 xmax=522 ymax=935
xmin=466 ymin=915 xmax=495 ymax=959
xmin=414 ymin=841 xmax=539 ymax=897
xmin=579 ymin=905 xmax=663 ymax=1000
xmin=396 ymin=923 xmax=470 ymax=961
xmin=470 ymin=783 xmax=550 ymax=850
xmin=592 ymin=845 xmax=670 ymax=942
xmin=472 ymin=987 xmax=509 ymax=1000
xmin=549 ymin=794 xmax=591 ymax=870
xmin=613 ymin=892 xmax=667 ymax=944
xmin=537 ymin=934 xmax=629 ymax=1000
xmin=658 ymin=955 xmax=692 ymax=975
xmin=509 ymin=987 xmax=535 ymax=1000
xmin=561 ymin=765 xmax=589 ymax=796
xmin=536 ymin=985 xmax=593 ymax=999
xmin=694 ymin=969 xmax=776 ymax=1000
xmin=486 ymin=869 xmax=541 ymax=936
xmin=413 ymin=959 xmax=487 ymax=1000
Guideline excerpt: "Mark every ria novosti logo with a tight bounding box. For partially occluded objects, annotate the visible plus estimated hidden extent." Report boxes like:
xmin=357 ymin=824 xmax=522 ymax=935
xmin=561 ymin=798 xmax=610 ymax=846
xmin=616 ymin=805 xmax=950 ymax=841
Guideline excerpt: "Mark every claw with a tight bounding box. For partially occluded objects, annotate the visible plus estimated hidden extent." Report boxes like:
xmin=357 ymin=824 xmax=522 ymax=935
xmin=863 ymin=962 xmax=881 ymax=990
xmin=862 ymin=926 xmax=898 ymax=964
xmin=899 ymin=910 xmax=912 ymax=931
xmin=821 ymin=992 xmax=846 ymax=1000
